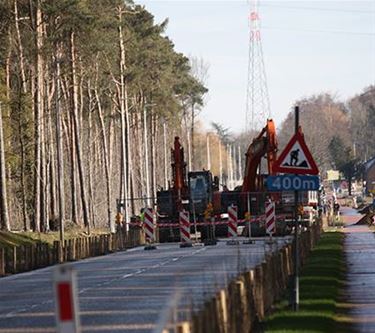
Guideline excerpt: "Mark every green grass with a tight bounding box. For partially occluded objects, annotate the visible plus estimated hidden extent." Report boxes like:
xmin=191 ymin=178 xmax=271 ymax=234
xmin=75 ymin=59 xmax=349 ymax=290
xmin=0 ymin=225 xmax=109 ymax=249
xmin=264 ymin=232 xmax=351 ymax=333
xmin=0 ymin=231 xmax=37 ymax=248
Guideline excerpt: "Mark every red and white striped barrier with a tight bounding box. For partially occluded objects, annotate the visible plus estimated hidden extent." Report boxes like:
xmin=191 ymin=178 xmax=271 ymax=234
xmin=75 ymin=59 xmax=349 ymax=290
xmin=179 ymin=210 xmax=192 ymax=247
xmin=129 ymin=213 xmax=293 ymax=229
xmin=144 ymin=208 xmax=156 ymax=242
xmin=53 ymin=265 xmax=80 ymax=333
xmin=265 ymin=200 xmax=276 ymax=236
xmin=227 ymin=206 xmax=238 ymax=239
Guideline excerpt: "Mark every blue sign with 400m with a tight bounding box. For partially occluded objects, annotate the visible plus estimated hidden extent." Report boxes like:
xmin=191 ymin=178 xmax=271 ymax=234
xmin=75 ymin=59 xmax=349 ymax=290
xmin=267 ymin=175 xmax=320 ymax=191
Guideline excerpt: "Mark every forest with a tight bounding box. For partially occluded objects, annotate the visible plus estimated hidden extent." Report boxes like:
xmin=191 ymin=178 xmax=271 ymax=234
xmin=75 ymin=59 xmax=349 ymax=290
xmin=0 ymin=0 xmax=374 ymax=234
xmin=0 ymin=0 xmax=210 ymax=233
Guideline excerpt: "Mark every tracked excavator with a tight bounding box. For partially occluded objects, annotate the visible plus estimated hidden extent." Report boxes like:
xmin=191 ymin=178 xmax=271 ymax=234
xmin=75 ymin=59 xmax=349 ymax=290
xmin=211 ymin=119 xmax=279 ymax=236
xmin=156 ymin=137 xmax=219 ymax=242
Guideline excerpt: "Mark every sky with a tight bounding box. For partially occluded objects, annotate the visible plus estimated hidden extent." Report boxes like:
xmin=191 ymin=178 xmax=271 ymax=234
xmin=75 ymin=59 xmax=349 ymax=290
xmin=136 ymin=0 xmax=375 ymax=133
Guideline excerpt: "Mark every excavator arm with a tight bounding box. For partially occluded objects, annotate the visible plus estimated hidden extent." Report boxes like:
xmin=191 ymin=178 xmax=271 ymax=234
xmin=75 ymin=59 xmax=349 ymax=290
xmin=242 ymin=119 xmax=278 ymax=192
xmin=171 ymin=136 xmax=188 ymax=211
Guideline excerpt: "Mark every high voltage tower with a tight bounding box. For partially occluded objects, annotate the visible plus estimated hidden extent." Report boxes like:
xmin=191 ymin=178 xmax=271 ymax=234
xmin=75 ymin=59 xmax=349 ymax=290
xmin=245 ymin=0 xmax=271 ymax=132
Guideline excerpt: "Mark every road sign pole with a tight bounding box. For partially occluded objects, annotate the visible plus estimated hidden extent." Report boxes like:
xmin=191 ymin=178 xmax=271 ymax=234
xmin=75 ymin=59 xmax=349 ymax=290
xmin=293 ymin=106 xmax=300 ymax=311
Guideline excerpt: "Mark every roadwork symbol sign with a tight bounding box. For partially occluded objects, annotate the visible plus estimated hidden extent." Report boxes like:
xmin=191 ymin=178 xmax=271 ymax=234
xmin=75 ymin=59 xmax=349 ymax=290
xmin=274 ymin=131 xmax=319 ymax=175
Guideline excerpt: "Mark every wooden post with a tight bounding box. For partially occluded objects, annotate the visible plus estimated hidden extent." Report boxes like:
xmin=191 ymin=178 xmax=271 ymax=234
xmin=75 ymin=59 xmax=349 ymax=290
xmin=11 ymin=246 xmax=17 ymax=274
xmin=64 ymin=240 xmax=68 ymax=262
xmin=0 ymin=247 xmax=5 ymax=276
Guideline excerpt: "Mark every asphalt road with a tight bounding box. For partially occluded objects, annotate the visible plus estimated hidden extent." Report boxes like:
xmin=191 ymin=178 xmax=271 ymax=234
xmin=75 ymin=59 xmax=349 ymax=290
xmin=0 ymin=237 xmax=291 ymax=333
xmin=343 ymin=207 xmax=375 ymax=332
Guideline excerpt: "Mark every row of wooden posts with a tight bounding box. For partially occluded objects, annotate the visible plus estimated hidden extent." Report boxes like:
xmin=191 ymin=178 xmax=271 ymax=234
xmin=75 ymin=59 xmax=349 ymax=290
xmin=163 ymin=222 xmax=322 ymax=333
xmin=0 ymin=228 xmax=145 ymax=277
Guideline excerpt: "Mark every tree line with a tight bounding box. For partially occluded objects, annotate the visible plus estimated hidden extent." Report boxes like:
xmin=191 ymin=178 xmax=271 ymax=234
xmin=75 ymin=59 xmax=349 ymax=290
xmin=0 ymin=0 xmax=210 ymax=232
xmin=276 ymin=86 xmax=375 ymax=189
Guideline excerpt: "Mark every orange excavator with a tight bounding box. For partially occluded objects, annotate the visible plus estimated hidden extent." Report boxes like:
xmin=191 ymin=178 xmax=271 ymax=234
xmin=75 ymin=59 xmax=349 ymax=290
xmin=213 ymin=119 xmax=278 ymax=217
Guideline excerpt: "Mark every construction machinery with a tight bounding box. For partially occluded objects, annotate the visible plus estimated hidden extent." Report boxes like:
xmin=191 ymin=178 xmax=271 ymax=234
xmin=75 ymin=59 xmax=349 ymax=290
xmin=156 ymin=137 xmax=219 ymax=242
xmin=212 ymin=119 xmax=279 ymax=235
xmin=157 ymin=119 xmax=320 ymax=241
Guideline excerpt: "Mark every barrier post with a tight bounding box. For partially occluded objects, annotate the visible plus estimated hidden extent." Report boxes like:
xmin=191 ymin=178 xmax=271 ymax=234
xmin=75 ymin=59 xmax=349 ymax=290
xmin=144 ymin=208 xmax=157 ymax=250
xmin=227 ymin=205 xmax=239 ymax=245
xmin=179 ymin=210 xmax=192 ymax=248
xmin=53 ymin=264 xmax=80 ymax=333
xmin=265 ymin=199 xmax=276 ymax=245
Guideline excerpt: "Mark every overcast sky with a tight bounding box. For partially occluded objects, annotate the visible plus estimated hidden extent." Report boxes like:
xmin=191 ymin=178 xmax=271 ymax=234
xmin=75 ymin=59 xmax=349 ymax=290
xmin=137 ymin=0 xmax=375 ymax=133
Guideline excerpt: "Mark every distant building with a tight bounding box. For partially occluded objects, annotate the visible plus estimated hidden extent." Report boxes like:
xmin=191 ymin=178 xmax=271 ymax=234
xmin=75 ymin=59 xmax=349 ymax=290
xmin=364 ymin=157 xmax=375 ymax=195
xmin=326 ymin=170 xmax=340 ymax=181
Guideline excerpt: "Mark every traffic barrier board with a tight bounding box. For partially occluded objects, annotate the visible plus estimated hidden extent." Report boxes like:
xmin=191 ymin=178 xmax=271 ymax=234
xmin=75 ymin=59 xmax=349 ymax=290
xmin=53 ymin=264 xmax=80 ymax=333
xmin=227 ymin=206 xmax=238 ymax=238
xmin=179 ymin=210 xmax=192 ymax=247
xmin=265 ymin=200 xmax=275 ymax=236
xmin=227 ymin=205 xmax=240 ymax=245
xmin=144 ymin=208 xmax=155 ymax=242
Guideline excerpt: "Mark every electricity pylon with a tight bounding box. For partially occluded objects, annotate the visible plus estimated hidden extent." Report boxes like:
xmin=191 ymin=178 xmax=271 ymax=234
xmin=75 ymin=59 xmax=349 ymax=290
xmin=245 ymin=0 xmax=271 ymax=132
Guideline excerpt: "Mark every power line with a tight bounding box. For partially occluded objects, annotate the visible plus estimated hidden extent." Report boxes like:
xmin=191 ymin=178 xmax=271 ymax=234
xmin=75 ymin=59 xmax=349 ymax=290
xmin=262 ymin=25 xmax=375 ymax=36
xmin=259 ymin=3 xmax=375 ymax=15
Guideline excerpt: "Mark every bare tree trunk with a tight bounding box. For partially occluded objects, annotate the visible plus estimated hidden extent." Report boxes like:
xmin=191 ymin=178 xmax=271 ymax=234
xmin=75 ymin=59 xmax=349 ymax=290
xmin=0 ymin=103 xmax=10 ymax=231
xmin=5 ymin=39 xmax=11 ymax=101
xmin=69 ymin=32 xmax=90 ymax=231
xmin=69 ymin=109 xmax=78 ymax=223
xmin=18 ymin=108 xmax=28 ymax=230
xmin=40 ymin=82 xmax=47 ymax=231
xmin=226 ymin=144 xmax=231 ymax=189
xmin=136 ymin=106 xmax=145 ymax=204
xmin=219 ymin=140 xmax=223 ymax=189
xmin=191 ymin=104 xmax=195 ymax=170
xmin=163 ymin=121 xmax=168 ymax=189
xmin=14 ymin=0 xmax=27 ymax=94
xmin=86 ymin=92 xmax=95 ymax=228
xmin=117 ymin=7 xmax=130 ymax=226
xmin=125 ymin=85 xmax=134 ymax=216
xmin=46 ymin=68 xmax=57 ymax=228
xmin=32 ymin=0 xmax=44 ymax=232
xmin=150 ymin=113 xmax=157 ymax=203
xmin=143 ymin=101 xmax=151 ymax=206
xmin=94 ymin=75 xmax=114 ymax=232
xmin=56 ymin=55 xmax=65 ymax=241
xmin=187 ymin=127 xmax=192 ymax=172
xmin=238 ymin=146 xmax=242 ymax=182
xmin=206 ymin=134 xmax=211 ymax=170
xmin=129 ymin=111 xmax=136 ymax=215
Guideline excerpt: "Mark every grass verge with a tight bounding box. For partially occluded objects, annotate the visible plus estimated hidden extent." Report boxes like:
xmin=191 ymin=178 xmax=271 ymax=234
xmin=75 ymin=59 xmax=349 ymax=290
xmin=264 ymin=232 xmax=351 ymax=333
xmin=0 ymin=225 xmax=109 ymax=248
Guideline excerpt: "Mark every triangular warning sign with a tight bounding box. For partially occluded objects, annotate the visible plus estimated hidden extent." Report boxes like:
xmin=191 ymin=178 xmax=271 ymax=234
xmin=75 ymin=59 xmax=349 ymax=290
xmin=274 ymin=131 xmax=319 ymax=175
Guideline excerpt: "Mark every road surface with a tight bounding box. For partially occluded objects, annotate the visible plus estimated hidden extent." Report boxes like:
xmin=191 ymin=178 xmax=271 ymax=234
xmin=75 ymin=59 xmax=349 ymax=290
xmin=0 ymin=238 xmax=290 ymax=333
xmin=343 ymin=206 xmax=375 ymax=332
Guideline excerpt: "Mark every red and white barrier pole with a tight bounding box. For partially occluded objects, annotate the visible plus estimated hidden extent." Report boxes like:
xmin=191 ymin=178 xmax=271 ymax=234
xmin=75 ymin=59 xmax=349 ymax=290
xmin=144 ymin=208 xmax=157 ymax=250
xmin=53 ymin=264 xmax=80 ymax=333
xmin=265 ymin=199 xmax=276 ymax=241
xmin=179 ymin=210 xmax=192 ymax=248
xmin=227 ymin=205 xmax=239 ymax=245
